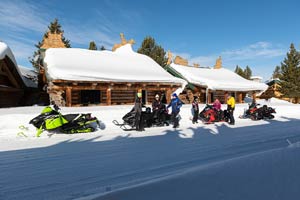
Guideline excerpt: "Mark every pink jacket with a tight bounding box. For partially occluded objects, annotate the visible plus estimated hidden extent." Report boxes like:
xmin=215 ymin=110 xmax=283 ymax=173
xmin=213 ymin=100 xmax=221 ymax=110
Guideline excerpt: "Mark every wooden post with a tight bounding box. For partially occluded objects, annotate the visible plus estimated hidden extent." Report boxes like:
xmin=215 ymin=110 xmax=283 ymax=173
xmin=106 ymin=88 xmax=111 ymax=105
xmin=207 ymin=89 xmax=212 ymax=104
xmin=166 ymin=88 xmax=172 ymax=104
xmin=238 ymin=92 xmax=243 ymax=103
xmin=252 ymin=92 xmax=257 ymax=100
xmin=224 ymin=92 xmax=227 ymax=104
xmin=66 ymin=87 xmax=72 ymax=107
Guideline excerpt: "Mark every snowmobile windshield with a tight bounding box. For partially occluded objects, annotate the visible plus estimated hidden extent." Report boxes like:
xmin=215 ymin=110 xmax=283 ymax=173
xmin=41 ymin=106 xmax=55 ymax=114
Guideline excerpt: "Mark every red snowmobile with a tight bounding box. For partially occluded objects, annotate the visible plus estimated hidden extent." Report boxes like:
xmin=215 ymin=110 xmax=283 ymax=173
xmin=199 ymin=104 xmax=228 ymax=124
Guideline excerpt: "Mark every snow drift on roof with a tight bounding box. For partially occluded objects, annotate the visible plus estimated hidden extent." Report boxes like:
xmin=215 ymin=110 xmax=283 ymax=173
xmin=18 ymin=66 xmax=38 ymax=88
xmin=43 ymin=44 xmax=185 ymax=86
xmin=0 ymin=41 xmax=18 ymax=67
xmin=170 ymin=63 xmax=268 ymax=91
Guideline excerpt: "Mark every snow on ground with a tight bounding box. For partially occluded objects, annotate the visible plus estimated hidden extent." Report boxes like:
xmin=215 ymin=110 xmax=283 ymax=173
xmin=0 ymin=99 xmax=300 ymax=200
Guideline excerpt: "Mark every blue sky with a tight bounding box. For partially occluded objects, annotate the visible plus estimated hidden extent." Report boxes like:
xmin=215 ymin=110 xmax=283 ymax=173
xmin=1 ymin=0 xmax=300 ymax=80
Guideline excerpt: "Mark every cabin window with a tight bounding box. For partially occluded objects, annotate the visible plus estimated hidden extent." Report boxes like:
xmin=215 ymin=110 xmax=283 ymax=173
xmin=80 ymin=90 xmax=100 ymax=105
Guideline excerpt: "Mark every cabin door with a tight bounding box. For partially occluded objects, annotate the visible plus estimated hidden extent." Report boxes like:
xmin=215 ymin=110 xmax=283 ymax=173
xmin=142 ymin=90 xmax=147 ymax=105
xmin=80 ymin=90 xmax=100 ymax=105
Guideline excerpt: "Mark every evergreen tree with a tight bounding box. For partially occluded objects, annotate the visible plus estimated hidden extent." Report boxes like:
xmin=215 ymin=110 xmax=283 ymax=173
xmin=30 ymin=18 xmax=71 ymax=70
xmin=272 ymin=66 xmax=281 ymax=79
xmin=234 ymin=65 xmax=245 ymax=77
xmin=47 ymin=18 xmax=71 ymax=48
xmin=138 ymin=36 xmax=168 ymax=68
xmin=100 ymin=45 xmax=106 ymax=51
xmin=244 ymin=65 xmax=252 ymax=80
xmin=279 ymin=43 xmax=300 ymax=100
xmin=88 ymin=41 xmax=97 ymax=50
xmin=48 ymin=18 xmax=62 ymax=34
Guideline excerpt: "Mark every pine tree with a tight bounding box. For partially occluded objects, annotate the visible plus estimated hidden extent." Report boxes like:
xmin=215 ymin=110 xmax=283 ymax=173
xmin=88 ymin=41 xmax=97 ymax=50
xmin=137 ymin=36 xmax=168 ymax=68
xmin=244 ymin=66 xmax=252 ymax=80
xmin=279 ymin=43 xmax=300 ymax=100
xmin=30 ymin=18 xmax=71 ymax=70
xmin=100 ymin=45 xmax=106 ymax=51
xmin=47 ymin=18 xmax=71 ymax=48
xmin=272 ymin=66 xmax=281 ymax=79
xmin=234 ymin=65 xmax=245 ymax=77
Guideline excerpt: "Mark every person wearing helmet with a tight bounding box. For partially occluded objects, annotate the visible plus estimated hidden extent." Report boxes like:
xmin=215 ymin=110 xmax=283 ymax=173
xmin=134 ymin=92 xmax=145 ymax=131
xmin=226 ymin=93 xmax=235 ymax=125
xmin=152 ymin=94 xmax=162 ymax=124
xmin=192 ymin=96 xmax=199 ymax=124
xmin=167 ymin=93 xmax=183 ymax=128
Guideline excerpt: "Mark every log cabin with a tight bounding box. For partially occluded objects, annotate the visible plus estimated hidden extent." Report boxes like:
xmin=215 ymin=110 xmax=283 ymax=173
xmin=166 ymin=55 xmax=268 ymax=104
xmin=41 ymin=34 xmax=185 ymax=107
xmin=0 ymin=42 xmax=26 ymax=107
xmin=0 ymin=42 xmax=41 ymax=107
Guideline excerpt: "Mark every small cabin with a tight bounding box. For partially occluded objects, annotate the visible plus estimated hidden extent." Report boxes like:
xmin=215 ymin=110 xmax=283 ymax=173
xmin=0 ymin=42 xmax=26 ymax=107
xmin=41 ymin=34 xmax=184 ymax=106
xmin=166 ymin=56 xmax=268 ymax=104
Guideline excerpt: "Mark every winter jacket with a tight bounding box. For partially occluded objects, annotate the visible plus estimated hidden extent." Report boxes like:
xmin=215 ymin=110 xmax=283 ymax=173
xmin=134 ymin=97 xmax=142 ymax=114
xmin=167 ymin=97 xmax=182 ymax=113
xmin=227 ymin=96 xmax=235 ymax=110
xmin=192 ymin=101 xmax=199 ymax=112
xmin=213 ymin=100 xmax=221 ymax=111
xmin=152 ymin=100 xmax=162 ymax=111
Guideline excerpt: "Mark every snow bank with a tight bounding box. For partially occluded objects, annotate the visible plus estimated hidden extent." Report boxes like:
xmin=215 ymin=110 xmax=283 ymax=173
xmin=258 ymin=97 xmax=295 ymax=105
xmin=170 ymin=63 xmax=268 ymax=91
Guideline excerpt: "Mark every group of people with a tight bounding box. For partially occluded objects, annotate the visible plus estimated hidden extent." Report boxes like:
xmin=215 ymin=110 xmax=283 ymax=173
xmin=133 ymin=92 xmax=183 ymax=131
xmin=191 ymin=93 xmax=235 ymax=125
xmin=132 ymin=92 xmax=236 ymax=131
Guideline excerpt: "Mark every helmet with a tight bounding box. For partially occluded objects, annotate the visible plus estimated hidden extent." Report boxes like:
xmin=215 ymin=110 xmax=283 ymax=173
xmin=172 ymin=93 xmax=178 ymax=98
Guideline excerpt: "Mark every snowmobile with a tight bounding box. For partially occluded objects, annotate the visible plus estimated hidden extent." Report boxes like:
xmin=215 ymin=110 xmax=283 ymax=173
xmin=113 ymin=106 xmax=171 ymax=131
xmin=30 ymin=105 xmax=101 ymax=137
xmin=199 ymin=104 xmax=228 ymax=124
xmin=240 ymin=104 xmax=276 ymax=120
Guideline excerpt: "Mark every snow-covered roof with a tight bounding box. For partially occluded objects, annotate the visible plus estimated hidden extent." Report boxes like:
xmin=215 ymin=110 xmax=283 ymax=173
xmin=170 ymin=63 xmax=268 ymax=92
xmin=0 ymin=41 xmax=18 ymax=67
xmin=250 ymin=76 xmax=263 ymax=80
xmin=1 ymin=42 xmax=28 ymax=88
xmin=18 ymin=66 xmax=38 ymax=88
xmin=43 ymin=44 xmax=185 ymax=86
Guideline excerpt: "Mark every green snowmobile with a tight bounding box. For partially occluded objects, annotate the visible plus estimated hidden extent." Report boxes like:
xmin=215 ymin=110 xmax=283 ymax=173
xmin=30 ymin=106 xmax=101 ymax=137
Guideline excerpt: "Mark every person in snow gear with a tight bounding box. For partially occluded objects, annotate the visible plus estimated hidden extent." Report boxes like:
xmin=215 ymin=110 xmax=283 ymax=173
xmin=113 ymin=93 xmax=171 ymax=131
xmin=213 ymin=98 xmax=221 ymax=111
xmin=226 ymin=93 xmax=235 ymax=125
xmin=240 ymin=101 xmax=276 ymax=120
xmin=192 ymin=96 xmax=199 ymax=124
xmin=249 ymin=99 xmax=257 ymax=109
xmin=212 ymin=98 xmax=222 ymax=121
xmin=152 ymin=94 xmax=162 ymax=124
xmin=167 ymin=93 xmax=182 ymax=128
xmin=134 ymin=92 xmax=145 ymax=131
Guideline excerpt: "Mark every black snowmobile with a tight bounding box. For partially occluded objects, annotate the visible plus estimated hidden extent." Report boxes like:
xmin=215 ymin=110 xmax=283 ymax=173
xmin=30 ymin=105 xmax=101 ymax=137
xmin=250 ymin=105 xmax=276 ymax=120
xmin=113 ymin=106 xmax=171 ymax=131
xmin=240 ymin=104 xmax=276 ymax=120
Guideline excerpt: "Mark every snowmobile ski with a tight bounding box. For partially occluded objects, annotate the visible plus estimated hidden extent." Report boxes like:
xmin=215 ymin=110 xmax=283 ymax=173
xmin=112 ymin=120 xmax=124 ymax=126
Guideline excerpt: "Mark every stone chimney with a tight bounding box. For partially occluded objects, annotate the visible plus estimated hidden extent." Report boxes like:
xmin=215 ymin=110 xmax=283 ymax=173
xmin=112 ymin=33 xmax=135 ymax=51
